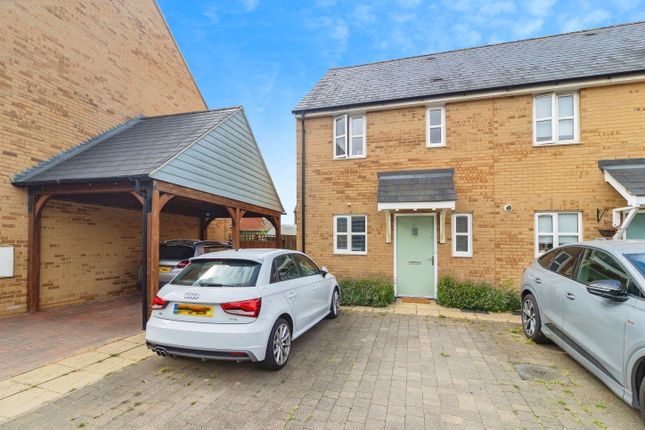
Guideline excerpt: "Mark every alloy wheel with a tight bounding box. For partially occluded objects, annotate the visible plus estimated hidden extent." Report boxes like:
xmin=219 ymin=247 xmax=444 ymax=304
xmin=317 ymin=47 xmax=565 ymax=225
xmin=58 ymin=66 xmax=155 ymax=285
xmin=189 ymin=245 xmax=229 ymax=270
xmin=332 ymin=290 xmax=340 ymax=315
xmin=523 ymin=298 xmax=536 ymax=337
xmin=272 ymin=322 xmax=291 ymax=366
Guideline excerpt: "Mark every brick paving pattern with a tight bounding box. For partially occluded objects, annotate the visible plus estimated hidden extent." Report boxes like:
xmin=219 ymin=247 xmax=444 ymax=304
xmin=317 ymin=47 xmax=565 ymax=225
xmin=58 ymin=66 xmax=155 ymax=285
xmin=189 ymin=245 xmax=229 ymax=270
xmin=2 ymin=312 xmax=640 ymax=429
xmin=0 ymin=295 xmax=141 ymax=379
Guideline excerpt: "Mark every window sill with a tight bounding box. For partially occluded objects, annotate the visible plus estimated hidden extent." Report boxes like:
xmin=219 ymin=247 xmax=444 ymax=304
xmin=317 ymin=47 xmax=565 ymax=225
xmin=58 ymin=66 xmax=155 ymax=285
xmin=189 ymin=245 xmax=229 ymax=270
xmin=333 ymin=251 xmax=367 ymax=256
xmin=333 ymin=155 xmax=367 ymax=160
xmin=533 ymin=140 xmax=580 ymax=147
xmin=426 ymin=143 xmax=446 ymax=148
xmin=452 ymin=253 xmax=472 ymax=258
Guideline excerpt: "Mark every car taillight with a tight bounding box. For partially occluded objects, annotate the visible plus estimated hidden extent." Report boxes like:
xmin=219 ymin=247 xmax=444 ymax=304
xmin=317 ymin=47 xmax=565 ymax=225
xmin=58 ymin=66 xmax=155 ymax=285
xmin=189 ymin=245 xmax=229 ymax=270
xmin=151 ymin=296 xmax=168 ymax=310
xmin=221 ymin=298 xmax=261 ymax=318
xmin=176 ymin=260 xmax=190 ymax=269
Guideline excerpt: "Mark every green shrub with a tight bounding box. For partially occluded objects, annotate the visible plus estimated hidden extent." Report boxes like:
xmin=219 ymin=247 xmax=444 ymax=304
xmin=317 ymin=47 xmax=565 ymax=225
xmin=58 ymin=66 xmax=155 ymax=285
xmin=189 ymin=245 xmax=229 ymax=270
xmin=437 ymin=275 xmax=520 ymax=312
xmin=339 ymin=278 xmax=395 ymax=307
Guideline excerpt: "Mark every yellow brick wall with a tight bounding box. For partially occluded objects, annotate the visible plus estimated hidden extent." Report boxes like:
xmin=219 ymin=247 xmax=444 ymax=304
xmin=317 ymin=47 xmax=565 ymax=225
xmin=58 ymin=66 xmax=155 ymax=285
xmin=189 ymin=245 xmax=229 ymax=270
xmin=296 ymin=82 xmax=645 ymax=290
xmin=0 ymin=0 xmax=206 ymax=315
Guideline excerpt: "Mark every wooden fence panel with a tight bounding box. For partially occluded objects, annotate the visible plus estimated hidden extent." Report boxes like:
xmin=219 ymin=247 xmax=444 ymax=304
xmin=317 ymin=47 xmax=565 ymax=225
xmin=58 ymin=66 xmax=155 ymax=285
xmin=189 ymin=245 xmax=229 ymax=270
xmin=240 ymin=235 xmax=297 ymax=250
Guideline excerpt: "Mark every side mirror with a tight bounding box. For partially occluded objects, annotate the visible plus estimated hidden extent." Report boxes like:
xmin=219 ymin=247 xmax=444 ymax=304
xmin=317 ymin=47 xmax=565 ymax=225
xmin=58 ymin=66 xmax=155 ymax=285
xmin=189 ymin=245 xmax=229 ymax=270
xmin=321 ymin=266 xmax=329 ymax=278
xmin=586 ymin=280 xmax=628 ymax=302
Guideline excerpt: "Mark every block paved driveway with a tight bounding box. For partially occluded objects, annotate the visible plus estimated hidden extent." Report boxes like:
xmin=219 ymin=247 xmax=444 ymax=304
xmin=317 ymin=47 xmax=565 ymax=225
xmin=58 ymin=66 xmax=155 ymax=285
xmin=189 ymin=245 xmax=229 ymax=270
xmin=2 ymin=312 xmax=641 ymax=429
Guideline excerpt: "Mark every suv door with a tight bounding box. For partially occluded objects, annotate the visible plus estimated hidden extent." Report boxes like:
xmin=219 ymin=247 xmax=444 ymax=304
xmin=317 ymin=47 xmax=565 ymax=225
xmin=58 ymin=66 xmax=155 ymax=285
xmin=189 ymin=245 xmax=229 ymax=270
xmin=538 ymin=246 xmax=584 ymax=330
xmin=293 ymin=254 xmax=328 ymax=319
xmin=563 ymin=247 xmax=634 ymax=386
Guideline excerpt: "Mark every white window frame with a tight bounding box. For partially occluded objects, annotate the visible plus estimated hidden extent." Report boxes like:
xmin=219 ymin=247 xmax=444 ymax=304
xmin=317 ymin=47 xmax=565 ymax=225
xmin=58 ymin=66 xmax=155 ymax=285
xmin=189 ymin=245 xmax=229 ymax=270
xmin=534 ymin=212 xmax=583 ymax=257
xmin=532 ymin=92 xmax=579 ymax=146
xmin=333 ymin=113 xmax=366 ymax=159
xmin=426 ymin=106 xmax=446 ymax=148
xmin=333 ymin=215 xmax=367 ymax=255
xmin=451 ymin=213 xmax=473 ymax=257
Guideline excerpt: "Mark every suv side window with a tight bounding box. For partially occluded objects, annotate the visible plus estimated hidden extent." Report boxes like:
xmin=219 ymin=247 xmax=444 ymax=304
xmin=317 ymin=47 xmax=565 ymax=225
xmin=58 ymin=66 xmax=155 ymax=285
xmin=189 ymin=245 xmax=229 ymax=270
xmin=576 ymin=248 xmax=630 ymax=289
xmin=548 ymin=247 xmax=583 ymax=278
xmin=271 ymin=254 xmax=301 ymax=283
xmin=538 ymin=249 xmax=556 ymax=269
xmin=293 ymin=254 xmax=320 ymax=277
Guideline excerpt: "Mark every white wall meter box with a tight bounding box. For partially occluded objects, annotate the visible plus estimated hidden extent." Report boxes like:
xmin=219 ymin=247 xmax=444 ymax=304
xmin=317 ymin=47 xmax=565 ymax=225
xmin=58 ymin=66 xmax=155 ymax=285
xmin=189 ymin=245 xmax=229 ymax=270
xmin=0 ymin=246 xmax=14 ymax=278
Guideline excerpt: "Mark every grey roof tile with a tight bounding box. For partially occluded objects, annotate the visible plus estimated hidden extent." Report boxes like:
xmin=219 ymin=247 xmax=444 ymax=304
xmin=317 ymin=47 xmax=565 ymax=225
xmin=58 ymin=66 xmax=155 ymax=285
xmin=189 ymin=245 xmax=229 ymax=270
xmin=598 ymin=158 xmax=645 ymax=197
xmin=13 ymin=107 xmax=240 ymax=184
xmin=295 ymin=22 xmax=645 ymax=112
xmin=377 ymin=169 xmax=456 ymax=203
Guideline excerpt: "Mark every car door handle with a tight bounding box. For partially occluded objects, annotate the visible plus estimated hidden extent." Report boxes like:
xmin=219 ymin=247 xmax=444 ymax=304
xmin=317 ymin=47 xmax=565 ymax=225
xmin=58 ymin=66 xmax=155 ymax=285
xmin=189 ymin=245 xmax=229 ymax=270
xmin=565 ymin=292 xmax=575 ymax=300
xmin=287 ymin=292 xmax=296 ymax=299
xmin=534 ymin=277 xmax=542 ymax=284
xmin=312 ymin=283 xmax=319 ymax=290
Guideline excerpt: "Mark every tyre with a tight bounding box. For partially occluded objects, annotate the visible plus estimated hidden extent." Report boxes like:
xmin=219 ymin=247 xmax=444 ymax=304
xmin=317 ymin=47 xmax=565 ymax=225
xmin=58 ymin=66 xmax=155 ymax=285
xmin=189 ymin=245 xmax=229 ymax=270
xmin=326 ymin=287 xmax=340 ymax=319
xmin=260 ymin=318 xmax=291 ymax=370
xmin=521 ymin=293 xmax=548 ymax=344
xmin=640 ymin=376 xmax=645 ymax=425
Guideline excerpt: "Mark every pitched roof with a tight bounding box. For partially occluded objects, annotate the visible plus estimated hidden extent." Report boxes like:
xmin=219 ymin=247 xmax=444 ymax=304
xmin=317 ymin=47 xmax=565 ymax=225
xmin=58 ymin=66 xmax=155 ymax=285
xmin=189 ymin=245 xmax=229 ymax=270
xmin=377 ymin=169 xmax=456 ymax=203
xmin=598 ymin=158 xmax=645 ymax=197
xmin=13 ymin=107 xmax=284 ymax=213
xmin=295 ymin=22 xmax=645 ymax=113
xmin=13 ymin=107 xmax=239 ymax=184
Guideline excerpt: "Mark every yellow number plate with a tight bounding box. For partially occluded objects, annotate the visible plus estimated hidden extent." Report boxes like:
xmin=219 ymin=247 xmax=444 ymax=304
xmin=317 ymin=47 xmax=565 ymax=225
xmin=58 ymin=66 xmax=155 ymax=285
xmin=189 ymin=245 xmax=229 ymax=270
xmin=159 ymin=266 xmax=172 ymax=273
xmin=174 ymin=303 xmax=214 ymax=317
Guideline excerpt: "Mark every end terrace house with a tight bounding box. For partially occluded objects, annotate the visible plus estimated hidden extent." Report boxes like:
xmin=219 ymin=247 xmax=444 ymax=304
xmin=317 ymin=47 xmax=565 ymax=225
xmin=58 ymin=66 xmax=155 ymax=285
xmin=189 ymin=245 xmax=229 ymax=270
xmin=293 ymin=22 xmax=645 ymax=298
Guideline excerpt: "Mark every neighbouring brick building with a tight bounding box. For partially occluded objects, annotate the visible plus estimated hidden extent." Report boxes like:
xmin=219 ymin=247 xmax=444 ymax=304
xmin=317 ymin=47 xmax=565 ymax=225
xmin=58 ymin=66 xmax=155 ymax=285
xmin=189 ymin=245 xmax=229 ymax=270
xmin=294 ymin=22 xmax=645 ymax=298
xmin=0 ymin=0 xmax=205 ymax=316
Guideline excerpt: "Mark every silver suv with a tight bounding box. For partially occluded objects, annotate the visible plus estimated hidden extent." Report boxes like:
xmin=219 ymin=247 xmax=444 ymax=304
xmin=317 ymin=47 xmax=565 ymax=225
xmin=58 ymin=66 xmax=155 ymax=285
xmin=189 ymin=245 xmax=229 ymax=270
xmin=521 ymin=240 xmax=645 ymax=423
xmin=138 ymin=240 xmax=232 ymax=288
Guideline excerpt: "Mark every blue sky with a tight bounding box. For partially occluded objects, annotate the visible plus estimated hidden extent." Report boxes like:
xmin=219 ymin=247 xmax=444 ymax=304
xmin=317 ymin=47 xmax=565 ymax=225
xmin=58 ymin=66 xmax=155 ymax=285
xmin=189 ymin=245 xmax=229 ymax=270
xmin=158 ymin=0 xmax=644 ymax=223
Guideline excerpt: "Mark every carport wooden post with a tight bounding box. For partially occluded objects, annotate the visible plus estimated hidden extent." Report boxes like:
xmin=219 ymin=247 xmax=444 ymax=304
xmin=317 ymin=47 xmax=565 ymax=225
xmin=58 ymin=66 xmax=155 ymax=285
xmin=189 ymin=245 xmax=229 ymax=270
xmin=26 ymin=192 xmax=50 ymax=312
xmin=227 ymin=207 xmax=245 ymax=248
xmin=270 ymin=215 xmax=281 ymax=248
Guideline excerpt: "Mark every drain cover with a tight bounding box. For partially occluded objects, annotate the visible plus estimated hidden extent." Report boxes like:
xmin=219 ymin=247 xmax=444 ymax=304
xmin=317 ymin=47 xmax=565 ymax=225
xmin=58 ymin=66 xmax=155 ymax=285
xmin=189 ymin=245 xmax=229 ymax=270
xmin=514 ymin=363 xmax=569 ymax=384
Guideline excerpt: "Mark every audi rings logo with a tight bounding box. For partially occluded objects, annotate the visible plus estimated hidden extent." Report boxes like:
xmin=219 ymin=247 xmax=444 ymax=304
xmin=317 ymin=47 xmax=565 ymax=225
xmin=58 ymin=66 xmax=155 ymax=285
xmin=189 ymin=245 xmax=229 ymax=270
xmin=184 ymin=292 xmax=200 ymax=300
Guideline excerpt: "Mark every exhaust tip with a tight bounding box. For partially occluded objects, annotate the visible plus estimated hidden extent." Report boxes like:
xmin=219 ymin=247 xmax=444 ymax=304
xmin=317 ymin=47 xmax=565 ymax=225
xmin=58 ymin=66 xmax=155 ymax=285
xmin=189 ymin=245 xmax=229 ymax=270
xmin=155 ymin=347 xmax=168 ymax=357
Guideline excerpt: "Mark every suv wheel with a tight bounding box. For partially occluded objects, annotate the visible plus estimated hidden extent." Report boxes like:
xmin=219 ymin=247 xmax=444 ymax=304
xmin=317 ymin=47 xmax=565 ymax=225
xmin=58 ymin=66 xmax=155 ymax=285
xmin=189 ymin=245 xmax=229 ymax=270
xmin=522 ymin=293 xmax=548 ymax=344
xmin=639 ymin=376 xmax=645 ymax=424
xmin=326 ymin=288 xmax=340 ymax=319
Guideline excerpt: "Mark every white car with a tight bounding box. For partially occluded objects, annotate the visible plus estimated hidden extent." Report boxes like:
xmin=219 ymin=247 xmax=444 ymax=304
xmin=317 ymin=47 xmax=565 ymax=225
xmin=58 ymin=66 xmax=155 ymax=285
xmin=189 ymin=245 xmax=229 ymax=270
xmin=145 ymin=249 xmax=340 ymax=370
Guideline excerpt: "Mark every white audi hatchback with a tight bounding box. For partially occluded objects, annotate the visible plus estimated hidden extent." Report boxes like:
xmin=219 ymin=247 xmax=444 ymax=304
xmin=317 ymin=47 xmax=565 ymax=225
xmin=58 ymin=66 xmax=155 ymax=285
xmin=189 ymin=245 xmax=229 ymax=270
xmin=145 ymin=249 xmax=340 ymax=370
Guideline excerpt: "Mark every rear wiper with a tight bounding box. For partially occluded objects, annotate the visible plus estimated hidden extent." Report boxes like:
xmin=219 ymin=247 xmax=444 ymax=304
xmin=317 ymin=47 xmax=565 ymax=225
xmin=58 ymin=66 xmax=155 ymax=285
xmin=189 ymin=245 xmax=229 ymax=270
xmin=196 ymin=282 xmax=235 ymax=287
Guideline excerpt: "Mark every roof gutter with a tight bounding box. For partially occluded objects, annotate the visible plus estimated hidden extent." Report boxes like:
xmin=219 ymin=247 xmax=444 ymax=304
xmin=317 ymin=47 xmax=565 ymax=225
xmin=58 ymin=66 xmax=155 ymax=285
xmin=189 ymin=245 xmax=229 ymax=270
xmin=292 ymin=70 xmax=645 ymax=117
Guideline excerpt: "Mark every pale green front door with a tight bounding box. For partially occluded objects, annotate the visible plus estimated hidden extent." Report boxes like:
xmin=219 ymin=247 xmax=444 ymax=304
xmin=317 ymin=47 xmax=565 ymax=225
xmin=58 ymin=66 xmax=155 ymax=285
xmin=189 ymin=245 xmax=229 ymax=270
xmin=627 ymin=213 xmax=645 ymax=239
xmin=396 ymin=215 xmax=435 ymax=298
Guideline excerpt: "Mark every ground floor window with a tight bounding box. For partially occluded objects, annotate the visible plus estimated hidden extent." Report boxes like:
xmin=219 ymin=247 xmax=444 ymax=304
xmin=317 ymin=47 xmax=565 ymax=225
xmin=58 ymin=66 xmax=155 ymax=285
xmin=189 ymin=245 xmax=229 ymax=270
xmin=333 ymin=215 xmax=367 ymax=254
xmin=535 ymin=212 xmax=582 ymax=256
xmin=452 ymin=213 xmax=472 ymax=257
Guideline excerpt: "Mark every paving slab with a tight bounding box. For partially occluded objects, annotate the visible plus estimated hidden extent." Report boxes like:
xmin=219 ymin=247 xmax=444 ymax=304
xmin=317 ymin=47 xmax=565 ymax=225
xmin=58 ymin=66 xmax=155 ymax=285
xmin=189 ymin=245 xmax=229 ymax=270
xmin=11 ymin=364 xmax=74 ymax=386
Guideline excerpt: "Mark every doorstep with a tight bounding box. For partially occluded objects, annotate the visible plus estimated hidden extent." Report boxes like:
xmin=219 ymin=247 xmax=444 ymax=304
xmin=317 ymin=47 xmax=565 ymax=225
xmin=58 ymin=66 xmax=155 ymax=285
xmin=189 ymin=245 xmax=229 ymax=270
xmin=0 ymin=331 xmax=152 ymax=423
xmin=346 ymin=298 xmax=521 ymax=323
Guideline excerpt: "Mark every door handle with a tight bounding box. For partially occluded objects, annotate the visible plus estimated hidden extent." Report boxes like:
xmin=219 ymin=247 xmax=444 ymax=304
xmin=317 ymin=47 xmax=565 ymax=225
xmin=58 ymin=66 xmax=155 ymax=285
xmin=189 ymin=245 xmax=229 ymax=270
xmin=287 ymin=292 xmax=296 ymax=299
xmin=534 ymin=277 xmax=542 ymax=284
xmin=312 ymin=284 xmax=319 ymax=290
xmin=565 ymin=292 xmax=575 ymax=300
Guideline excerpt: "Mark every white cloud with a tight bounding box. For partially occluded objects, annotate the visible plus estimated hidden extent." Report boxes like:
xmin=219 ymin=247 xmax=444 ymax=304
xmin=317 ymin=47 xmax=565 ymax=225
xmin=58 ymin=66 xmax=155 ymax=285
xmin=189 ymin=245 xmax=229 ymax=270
xmin=527 ymin=0 xmax=556 ymax=17
xmin=202 ymin=5 xmax=219 ymax=25
xmin=560 ymin=8 xmax=612 ymax=32
xmin=397 ymin=0 xmax=422 ymax=8
xmin=511 ymin=18 xmax=545 ymax=38
xmin=354 ymin=4 xmax=376 ymax=24
xmin=241 ymin=0 xmax=259 ymax=12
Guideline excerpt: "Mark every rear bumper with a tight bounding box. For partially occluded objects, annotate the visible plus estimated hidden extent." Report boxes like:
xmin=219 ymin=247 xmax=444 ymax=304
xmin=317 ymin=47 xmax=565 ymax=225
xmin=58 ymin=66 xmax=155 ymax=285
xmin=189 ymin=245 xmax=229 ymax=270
xmin=145 ymin=315 xmax=269 ymax=362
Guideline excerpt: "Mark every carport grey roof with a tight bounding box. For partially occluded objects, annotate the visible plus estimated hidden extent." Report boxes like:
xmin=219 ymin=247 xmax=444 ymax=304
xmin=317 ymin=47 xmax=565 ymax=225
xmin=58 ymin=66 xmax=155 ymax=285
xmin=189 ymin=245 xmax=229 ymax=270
xmin=598 ymin=158 xmax=645 ymax=197
xmin=294 ymin=22 xmax=645 ymax=112
xmin=13 ymin=107 xmax=284 ymax=213
xmin=377 ymin=169 xmax=456 ymax=203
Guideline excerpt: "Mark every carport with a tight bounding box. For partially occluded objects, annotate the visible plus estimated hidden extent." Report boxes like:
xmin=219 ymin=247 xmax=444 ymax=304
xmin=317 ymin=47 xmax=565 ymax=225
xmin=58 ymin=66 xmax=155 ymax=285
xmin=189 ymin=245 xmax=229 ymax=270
xmin=12 ymin=107 xmax=284 ymax=328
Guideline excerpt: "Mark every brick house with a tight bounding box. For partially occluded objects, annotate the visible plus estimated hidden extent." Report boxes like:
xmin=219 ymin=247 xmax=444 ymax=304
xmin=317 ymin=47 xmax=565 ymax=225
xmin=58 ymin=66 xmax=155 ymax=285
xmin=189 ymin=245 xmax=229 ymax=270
xmin=294 ymin=22 xmax=645 ymax=298
xmin=0 ymin=0 xmax=283 ymax=318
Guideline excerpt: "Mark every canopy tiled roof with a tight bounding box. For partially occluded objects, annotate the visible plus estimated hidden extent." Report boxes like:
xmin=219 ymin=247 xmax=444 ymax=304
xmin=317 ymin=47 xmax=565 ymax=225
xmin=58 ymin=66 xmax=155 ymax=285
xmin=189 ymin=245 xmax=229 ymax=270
xmin=598 ymin=158 xmax=645 ymax=198
xmin=377 ymin=169 xmax=456 ymax=203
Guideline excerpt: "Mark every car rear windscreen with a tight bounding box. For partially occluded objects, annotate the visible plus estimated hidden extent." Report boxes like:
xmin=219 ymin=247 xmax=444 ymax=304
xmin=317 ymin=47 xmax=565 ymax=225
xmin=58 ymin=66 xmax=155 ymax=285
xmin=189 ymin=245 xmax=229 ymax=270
xmin=171 ymin=259 xmax=261 ymax=287
xmin=160 ymin=245 xmax=194 ymax=260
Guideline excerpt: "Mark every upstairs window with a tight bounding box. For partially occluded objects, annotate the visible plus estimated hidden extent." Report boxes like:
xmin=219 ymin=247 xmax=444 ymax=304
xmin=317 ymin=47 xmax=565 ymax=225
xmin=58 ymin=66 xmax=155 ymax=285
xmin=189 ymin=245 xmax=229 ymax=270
xmin=333 ymin=215 xmax=367 ymax=254
xmin=334 ymin=114 xmax=365 ymax=159
xmin=426 ymin=107 xmax=445 ymax=147
xmin=535 ymin=212 xmax=582 ymax=256
xmin=533 ymin=93 xmax=578 ymax=145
